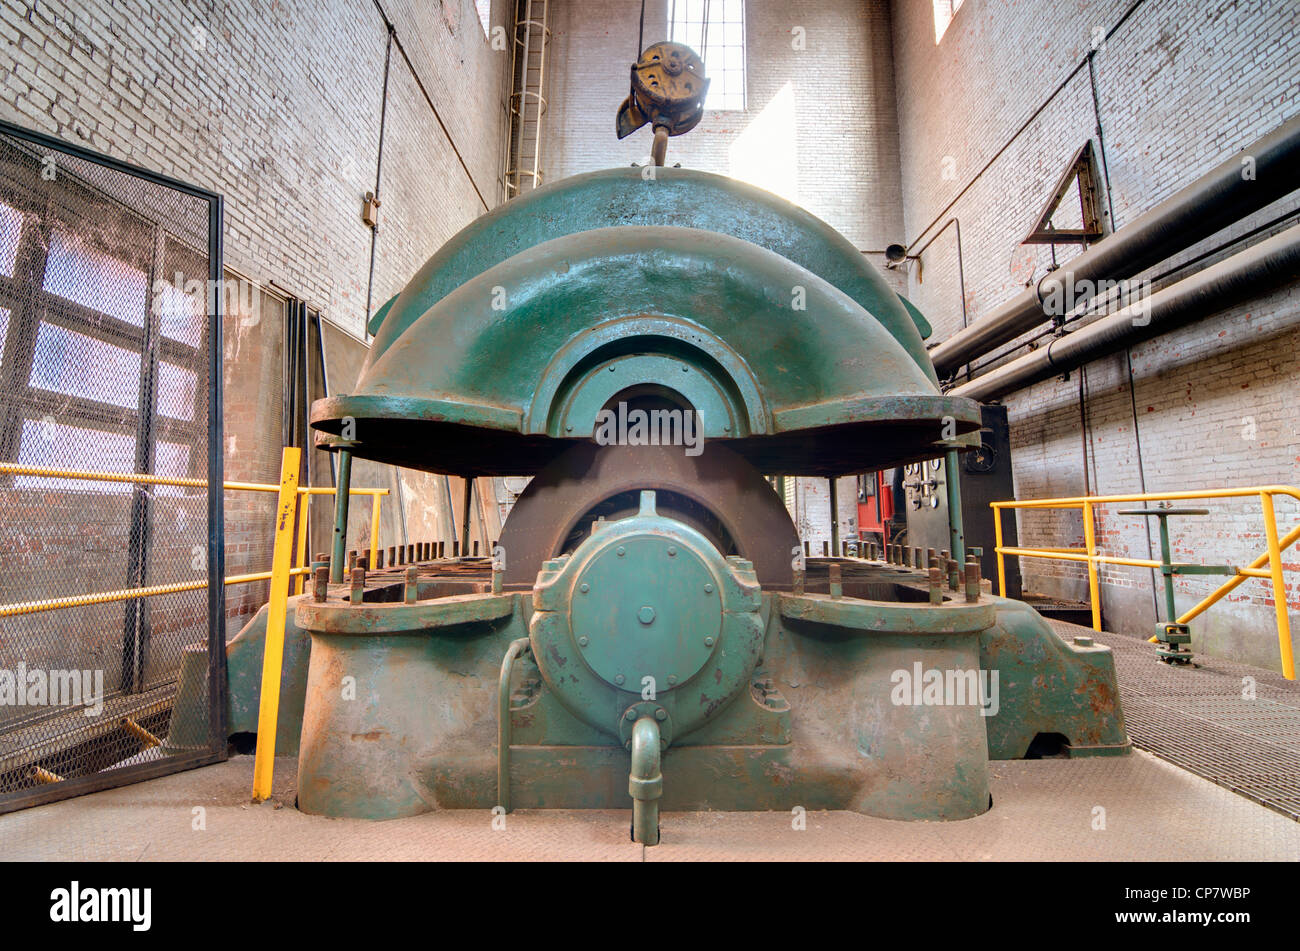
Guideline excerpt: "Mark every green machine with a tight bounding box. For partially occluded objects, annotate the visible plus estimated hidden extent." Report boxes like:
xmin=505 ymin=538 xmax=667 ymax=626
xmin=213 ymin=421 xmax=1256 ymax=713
xmin=269 ymin=46 xmax=1129 ymax=842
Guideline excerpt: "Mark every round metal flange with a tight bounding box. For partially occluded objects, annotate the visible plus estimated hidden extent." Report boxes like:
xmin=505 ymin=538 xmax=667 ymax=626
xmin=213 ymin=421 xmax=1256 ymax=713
xmin=571 ymin=532 xmax=721 ymax=691
xmin=619 ymin=701 xmax=672 ymax=751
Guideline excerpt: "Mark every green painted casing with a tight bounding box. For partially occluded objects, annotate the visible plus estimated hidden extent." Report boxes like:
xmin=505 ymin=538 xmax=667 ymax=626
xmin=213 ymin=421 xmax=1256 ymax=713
xmin=313 ymin=225 xmax=980 ymax=476
xmin=978 ymin=597 xmax=1131 ymax=758
xmin=528 ymin=495 xmax=764 ymax=743
xmin=175 ymin=600 xmax=313 ymax=755
xmin=289 ymin=571 xmax=1127 ymax=822
xmin=363 ymin=167 xmax=934 ymax=380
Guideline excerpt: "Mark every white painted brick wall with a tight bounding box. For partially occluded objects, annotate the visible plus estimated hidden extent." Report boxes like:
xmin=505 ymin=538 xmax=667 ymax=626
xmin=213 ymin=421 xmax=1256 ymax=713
xmin=892 ymin=0 xmax=1300 ymax=671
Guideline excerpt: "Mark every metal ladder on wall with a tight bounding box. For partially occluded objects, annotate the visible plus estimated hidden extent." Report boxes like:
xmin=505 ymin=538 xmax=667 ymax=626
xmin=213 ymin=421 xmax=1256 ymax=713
xmin=503 ymin=0 xmax=551 ymax=198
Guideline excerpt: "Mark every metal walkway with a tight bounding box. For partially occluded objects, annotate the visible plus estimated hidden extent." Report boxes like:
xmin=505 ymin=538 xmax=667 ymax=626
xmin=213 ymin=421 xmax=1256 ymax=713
xmin=1049 ymin=620 xmax=1300 ymax=821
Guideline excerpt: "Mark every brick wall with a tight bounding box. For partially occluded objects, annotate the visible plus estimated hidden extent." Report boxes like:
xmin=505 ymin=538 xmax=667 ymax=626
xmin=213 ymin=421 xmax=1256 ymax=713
xmin=0 ymin=0 xmax=508 ymax=640
xmin=544 ymin=0 xmax=904 ymax=251
xmin=892 ymin=0 xmax=1300 ymax=670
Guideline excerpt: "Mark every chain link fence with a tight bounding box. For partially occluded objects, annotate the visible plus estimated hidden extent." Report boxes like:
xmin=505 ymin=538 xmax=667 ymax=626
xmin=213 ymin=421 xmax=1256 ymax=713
xmin=0 ymin=119 xmax=224 ymax=812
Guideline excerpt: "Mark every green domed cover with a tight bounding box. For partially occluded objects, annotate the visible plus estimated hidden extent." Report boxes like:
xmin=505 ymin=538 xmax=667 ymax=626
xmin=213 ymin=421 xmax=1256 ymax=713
xmin=313 ymin=220 xmax=979 ymax=476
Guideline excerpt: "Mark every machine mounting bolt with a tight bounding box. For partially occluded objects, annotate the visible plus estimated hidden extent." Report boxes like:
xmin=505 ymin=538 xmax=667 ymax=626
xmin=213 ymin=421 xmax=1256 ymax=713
xmin=617 ymin=546 xmax=625 ymax=556
xmin=704 ymin=583 xmax=714 ymax=593
xmin=578 ymin=635 xmax=589 ymax=646
xmin=637 ymin=605 xmax=656 ymax=624
xmin=667 ymin=547 xmax=677 ymax=556
xmin=615 ymin=674 xmax=626 ymax=685
xmin=625 ymin=709 xmax=637 ymax=720
xmin=667 ymin=675 xmax=677 ymax=685
xmin=704 ymin=636 xmax=714 ymax=647
xmin=655 ymin=709 xmax=667 ymax=721
xmin=579 ymin=582 xmax=590 ymax=593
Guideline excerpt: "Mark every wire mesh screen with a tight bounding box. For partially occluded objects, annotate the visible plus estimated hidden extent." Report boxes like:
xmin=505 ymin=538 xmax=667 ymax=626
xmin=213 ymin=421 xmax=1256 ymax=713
xmin=0 ymin=120 xmax=224 ymax=812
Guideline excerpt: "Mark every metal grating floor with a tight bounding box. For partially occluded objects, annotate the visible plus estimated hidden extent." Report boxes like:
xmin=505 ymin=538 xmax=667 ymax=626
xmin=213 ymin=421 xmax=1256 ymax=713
xmin=1048 ymin=619 xmax=1300 ymax=821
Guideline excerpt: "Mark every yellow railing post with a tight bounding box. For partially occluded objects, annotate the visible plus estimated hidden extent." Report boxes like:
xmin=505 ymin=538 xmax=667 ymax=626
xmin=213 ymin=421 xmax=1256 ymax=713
xmin=993 ymin=505 xmax=1006 ymax=597
xmin=1081 ymin=501 xmax=1102 ymax=632
xmin=369 ymin=492 xmax=382 ymax=570
xmin=294 ymin=492 xmax=310 ymax=596
xmin=252 ymin=446 xmax=302 ymax=802
xmin=1260 ymin=490 xmax=1296 ymax=681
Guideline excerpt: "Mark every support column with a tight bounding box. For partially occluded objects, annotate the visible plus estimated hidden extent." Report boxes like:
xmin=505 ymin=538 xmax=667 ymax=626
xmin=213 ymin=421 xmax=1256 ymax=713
xmin=944 ymin=448 xmax=966 ymax=567
xmin=330 ymin=445 xmax=355 ymax=583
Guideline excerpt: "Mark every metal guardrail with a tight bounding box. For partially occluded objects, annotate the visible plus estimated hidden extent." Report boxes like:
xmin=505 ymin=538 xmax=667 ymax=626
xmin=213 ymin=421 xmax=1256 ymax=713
xmin=992 ymin=486 xmax=1298 ymax=680
xmin=0 ymin=461 xmax=387 ymax=619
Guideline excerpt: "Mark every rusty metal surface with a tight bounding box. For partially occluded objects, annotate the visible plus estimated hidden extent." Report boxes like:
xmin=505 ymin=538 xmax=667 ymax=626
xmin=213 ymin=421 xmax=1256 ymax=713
xmin=1050 ymin=619 xmax=1300 ymax=821
xmin=616 ymin=42 xmax=708 ymax=143
xmin=497 ymin=443 xmax=800 ymax=587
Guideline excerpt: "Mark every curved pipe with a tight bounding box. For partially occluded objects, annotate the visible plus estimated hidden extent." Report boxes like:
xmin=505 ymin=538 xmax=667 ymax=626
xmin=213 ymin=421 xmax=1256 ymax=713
xmin=931 ymin=114 xmax=1300 ymax=376
xmin=497 ymin=637 xmax=532 ymax=813
xmin=628 ymin=716 xmax=662 ymax=846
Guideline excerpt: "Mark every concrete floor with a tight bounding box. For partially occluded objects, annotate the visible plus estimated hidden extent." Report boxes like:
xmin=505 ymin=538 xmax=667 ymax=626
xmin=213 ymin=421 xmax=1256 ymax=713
xmin=4 ymin=749 xmax=1299 ymax=861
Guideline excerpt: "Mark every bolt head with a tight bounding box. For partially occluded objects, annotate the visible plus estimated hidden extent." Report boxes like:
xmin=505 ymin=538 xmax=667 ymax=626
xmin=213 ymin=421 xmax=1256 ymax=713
xmin=667 ymin=547 xmax=677 ymax=557
xmin=579 ymin=582 xmax=589 ymax=594
xmin=704 ymin=636 xmax=714 ymax=647
xmin=655 ymin=709 xmax=667 ymax=721
xmin=667 ymin=675 xmax=677 ymax=685
xmin=704 ymin=583 xmax=714 ymax=594
xmin=637 ymin=605 xmax=656 ymax=624
xmin=615 ymin=674 xmax=626 ymax=685
xmin=625 ymin=709 xmax=636 ymax=720
xmin=578 ymin=635 xmax=589 ymax=646
xmin=617 ymin=546 xmax=625 ymax=556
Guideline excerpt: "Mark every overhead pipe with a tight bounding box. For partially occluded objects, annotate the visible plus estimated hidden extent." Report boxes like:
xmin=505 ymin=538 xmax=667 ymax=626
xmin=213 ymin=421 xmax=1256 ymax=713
xmin=930 ymin=114 xmax=1300 ymax=377
xmin=950 ymin=223 xmax=1300 ymax=402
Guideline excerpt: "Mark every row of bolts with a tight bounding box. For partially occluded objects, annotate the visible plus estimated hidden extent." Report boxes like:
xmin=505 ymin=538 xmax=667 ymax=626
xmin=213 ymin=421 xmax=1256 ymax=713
xmin=312 ymin=540 xmax=982 ymax=607
xmin=310 ymin=541 xmax=504 ymax=606
xmin=793 ymin=544 xmax=984 ymax=604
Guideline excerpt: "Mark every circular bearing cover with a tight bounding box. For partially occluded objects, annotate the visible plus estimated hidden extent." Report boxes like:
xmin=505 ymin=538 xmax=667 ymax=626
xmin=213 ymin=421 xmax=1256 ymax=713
xmin=529 ymin=490 xmax=763 ymax=740
xmin=571 ymin=532 xmax=720 ymax=689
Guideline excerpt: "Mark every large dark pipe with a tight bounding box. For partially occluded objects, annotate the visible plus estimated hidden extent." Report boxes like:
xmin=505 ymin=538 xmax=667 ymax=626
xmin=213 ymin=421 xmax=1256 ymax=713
xmin=949 ymin=223 xmax=1300 ymax=402
xmin=930 ymin=114 xmax=1300 ymax=377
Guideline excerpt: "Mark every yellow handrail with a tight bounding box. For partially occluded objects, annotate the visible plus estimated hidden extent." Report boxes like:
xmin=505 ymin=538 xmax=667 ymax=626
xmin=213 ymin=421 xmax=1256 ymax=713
xmin=0 ymin=461 xmax=388 ymax=617
xmin=991 ymin=486 xmax=1298 ymax=680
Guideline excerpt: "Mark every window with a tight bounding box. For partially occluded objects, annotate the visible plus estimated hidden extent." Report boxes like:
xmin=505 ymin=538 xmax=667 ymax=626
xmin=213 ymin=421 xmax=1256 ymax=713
xmin=934 ymin=0 xmax=965 ymax=43
xmin=669 ymin=0 xmax=746 ymax=112
xmin=0 ymin=143 xmax=210 ymax=499
xmin=43 ymin=228 xmax=149 ymax=328
xmin=28 ymin=321 xmax=142 ymax=409
xmin=15 ymin=419 xmax=136 ymax=492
